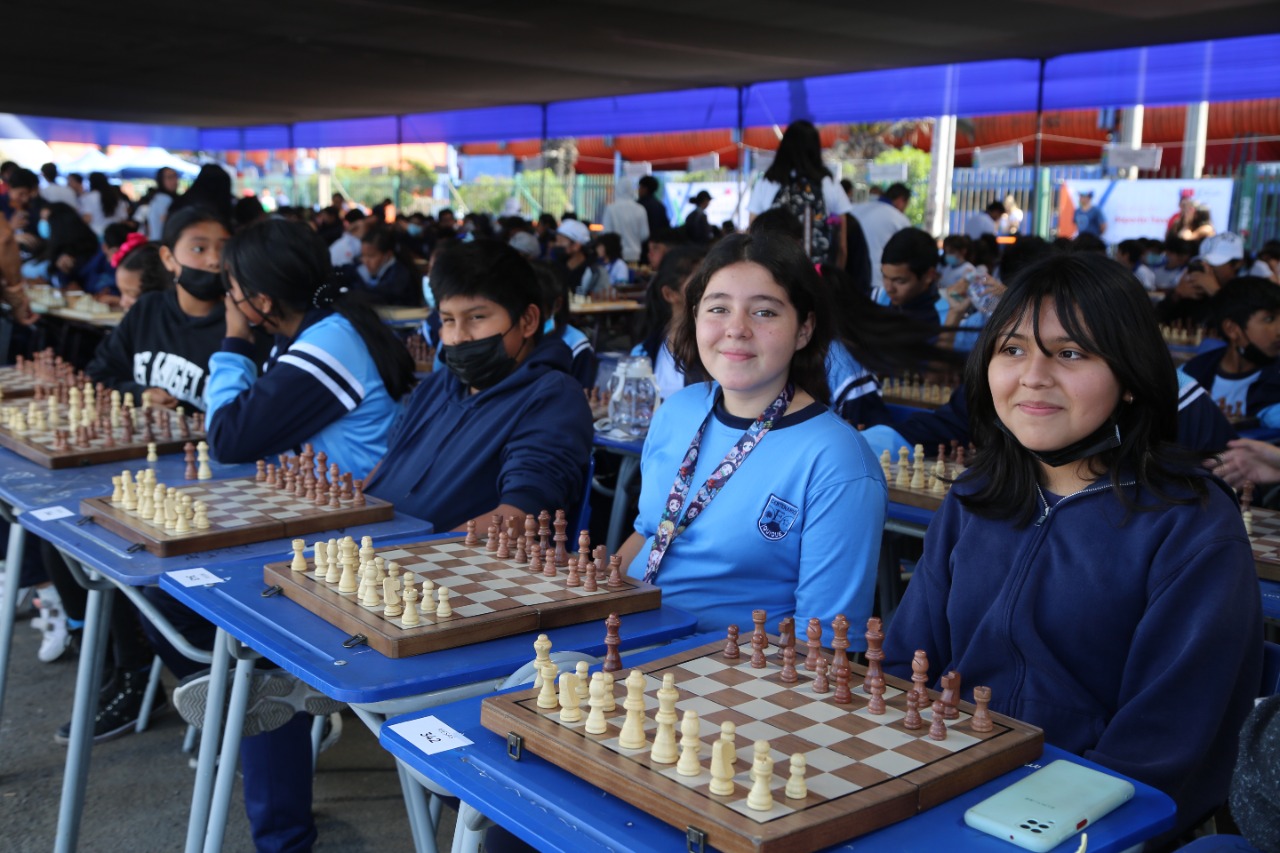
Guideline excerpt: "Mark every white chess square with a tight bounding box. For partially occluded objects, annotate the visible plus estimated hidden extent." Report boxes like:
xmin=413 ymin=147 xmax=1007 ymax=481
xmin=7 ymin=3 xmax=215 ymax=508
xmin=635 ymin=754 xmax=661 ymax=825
xmin=465 ymin=590 xmax=505 ymax=604
xmin=676 ymin=676 xmax=723 ymax=696
xmin=854 ymin=705 xmax=905 ymax=724
xmin=512 ymin=594 xmax=552 ymax=605
xmin=678 ymin=657 xmax=731 ymax=677
xmin=806 ymin=772 xmax=861 ymax=799
xmin=930 ymin=729 xmax=981 ymax=752
xmin=791 ymin=701 xmax=846 ymax=723
xmin=855 ymin=726 xmax=916 ymax=750
xmin=860 ymin=749 xmax=923 ymax=776
xmin=792 ymin=723 xmax=848 ymax=748
xmin=734 ymin=720 xmax=786 ymax=742
xmin=735 ymin=698 xmax=788 ymax=720
xmin=726 ymin=797 xmax=794 ymax=823
xmin=671 ymin=696 xmax=724 ymax=720
xmin=803 ymin=748 xmax=856 ymax=773
xmin=453 ymin=603 xmax=492 ymax=617
xmin=377 ymin=549 xmax=416 ymax=560
xmin=480 ymin=579 xmax=518 ymax=590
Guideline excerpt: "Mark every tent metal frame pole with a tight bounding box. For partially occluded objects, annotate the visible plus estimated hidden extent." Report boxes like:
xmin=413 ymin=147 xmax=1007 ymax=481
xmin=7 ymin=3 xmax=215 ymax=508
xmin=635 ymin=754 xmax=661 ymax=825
xmin=1031 ymin=58 xmax=1046 ymax=235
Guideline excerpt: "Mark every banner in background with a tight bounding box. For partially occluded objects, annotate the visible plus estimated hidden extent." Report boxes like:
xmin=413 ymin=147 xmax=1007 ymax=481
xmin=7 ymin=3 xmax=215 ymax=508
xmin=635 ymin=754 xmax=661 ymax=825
xmin=1058 ymin=179 xmax=1234 ymax=244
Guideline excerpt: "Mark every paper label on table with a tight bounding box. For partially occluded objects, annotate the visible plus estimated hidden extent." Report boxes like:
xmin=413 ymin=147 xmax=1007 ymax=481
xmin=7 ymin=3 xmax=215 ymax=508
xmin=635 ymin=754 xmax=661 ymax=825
xmin=30 ymin=505 xmax=73 ymax=521
xmin=166 ymin=568 xmax=224 ymax=587
xmin=389 ymin=715 xmax=473 ymax=755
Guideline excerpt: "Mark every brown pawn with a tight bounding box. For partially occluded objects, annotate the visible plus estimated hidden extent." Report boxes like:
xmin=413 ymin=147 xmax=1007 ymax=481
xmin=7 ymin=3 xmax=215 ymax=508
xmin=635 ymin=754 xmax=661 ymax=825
xmin=940 ymin=671 xmax=961 ymax=720
xmin=329 ymin=479 xmax=342 ymax=508
xmin=515 ymin=536 xmax=528 ymax=563
xmin=903 ymin=693 xmax=923 ymax=729
xmin=315 ymin=481 xmax=329 ymax=506
xmin=542 ymin=543 xmax=558 ymax=577
xmin=805 ymin=618 xmax=822 ymax=671
xmin=750 ymin=629 xmax=767 ymax=668
xmin=256 ymin=460 xmax=267 ymax=482
xmin=866 ymin=674 xmax=886 ymax=715
xmin=496 ymin=531 xmax=511 ymax=559
xmin=184 ymin=442 xmax=197 ymax=479
xmin=780 ymin=645 xmax=798 ymax=683
xmin=566 ymin=558 xmax=581 ymax=587
xmin=971 ymin=686 xmax=994 ymax=732
xmin=353 ymin=479 xmax=365 ymax=506
xmin=486 ymin=519 xmax=498 ymax=552
xmin=833 ymin=664 xmax=852 ymax=704
xmin=812 ymin=657 xmax=829 ymax=693
xmin=606 ymin=555 xmax=624 ymax=587
xmin=602 ymin=613 xmax=622 ymax=672
xmin=928 ymin=700 xmax=948 ymax=740
xmin=723 ymin=625 xmax=740 ymax=659
xmin=583 ymin=558 xmax=598 ymax=591
xmin=528 ymin=543 xmax=543 ymax=574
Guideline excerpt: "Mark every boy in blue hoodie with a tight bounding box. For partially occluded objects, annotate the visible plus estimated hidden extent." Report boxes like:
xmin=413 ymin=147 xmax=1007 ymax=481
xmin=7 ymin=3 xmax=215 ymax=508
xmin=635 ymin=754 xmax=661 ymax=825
xmin=1182 ymin=276 xmax=1280 ymax=428
xmin=365 ymin=240 xmax=593 ymax=529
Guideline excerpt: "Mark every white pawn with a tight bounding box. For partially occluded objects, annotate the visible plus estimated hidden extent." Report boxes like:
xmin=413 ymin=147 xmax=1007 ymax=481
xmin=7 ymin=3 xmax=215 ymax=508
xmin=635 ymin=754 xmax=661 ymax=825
xmin=676 ymin=710 xmax=701 ymax=776
xmin=174 ymin=508 xmax=190 ymax=534
xmin=585 ymin=673 xmax=608 ymax=734
xmin=618 ymin=670 xmax=647 ymax=750
xmin=558 ymin=672 xmax=582 ymax=723
xmin=785 ymin=753 xmax=807 ymax=799
xmin=193 ymin=501 xmax=210 ymax=530
xmin=575 ymin=661 xmax=590 ymax=702
xmin=196 ymin=440 xmax=212 ymax=480
xmin=719 ymin=721 xmax=738 ymax=769
xmin=290 ymin=539 xmax=308 ymax=573
xmin=536 ymin=662 xmax=559 ymax=709
xmin=146 ymin=441 xmax=158 ymax=462
xmin=435 ymin=586 xmax=452 ymax=618
xmin=746 ymin=741 xmax=774 ymax=811
xmin=709 ymin=740 xmax=735 ymax=796
xmin=110 ymin=475 xmax=124 ymax=504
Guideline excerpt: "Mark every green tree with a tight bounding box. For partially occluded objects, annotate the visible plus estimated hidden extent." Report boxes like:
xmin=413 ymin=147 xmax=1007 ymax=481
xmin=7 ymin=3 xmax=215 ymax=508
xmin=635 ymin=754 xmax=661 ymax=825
xmin=873 ymin=146 xmax=932 ymax=226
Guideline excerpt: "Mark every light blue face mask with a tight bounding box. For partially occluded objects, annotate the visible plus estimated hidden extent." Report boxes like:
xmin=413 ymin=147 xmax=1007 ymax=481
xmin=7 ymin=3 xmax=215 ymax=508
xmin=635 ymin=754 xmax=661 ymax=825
xmin=407 ymin=223 xmax=423 ymax=238
xmin=421 ymin=275 xmax=435 ymax=308
xmin=37 ymin=219 xmax=50 ymax=239
xmin=543 ymin=317 xmax=556 ymax=335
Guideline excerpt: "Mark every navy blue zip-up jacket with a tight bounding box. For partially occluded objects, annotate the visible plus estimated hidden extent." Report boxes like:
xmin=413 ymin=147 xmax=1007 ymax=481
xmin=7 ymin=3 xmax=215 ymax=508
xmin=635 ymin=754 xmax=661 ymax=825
xmin=365 ymin=335 xmax=593 ymax=531
xmin=884 ymin=471 xmax=1262 ymax=837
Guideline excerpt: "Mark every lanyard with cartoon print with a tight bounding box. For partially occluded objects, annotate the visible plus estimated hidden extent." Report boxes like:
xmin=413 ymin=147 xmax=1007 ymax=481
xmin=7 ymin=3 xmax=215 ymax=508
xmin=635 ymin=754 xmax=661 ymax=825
xmin=642 ymin=383 xmax=793 ymax=584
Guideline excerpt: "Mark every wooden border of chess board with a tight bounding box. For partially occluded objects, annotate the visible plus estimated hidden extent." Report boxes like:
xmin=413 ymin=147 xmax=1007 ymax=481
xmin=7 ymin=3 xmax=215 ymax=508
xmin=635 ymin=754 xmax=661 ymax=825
xmin=1249 ymin=507 xmax=1280 ymax=583
xmin=0 ymin=367 xmax=39 ymax=399
xmin=79 ymin=480 xmax=394 ymax=556
xmin=0 ymin=428 xmax=198 ymax=470
xmin=482 ymin=638 xmax=1043 ymax=853
xmin=886 ymin=482 xmax=945 ymax=512
xmin=262 ymin=536 xmax=662 ymax=657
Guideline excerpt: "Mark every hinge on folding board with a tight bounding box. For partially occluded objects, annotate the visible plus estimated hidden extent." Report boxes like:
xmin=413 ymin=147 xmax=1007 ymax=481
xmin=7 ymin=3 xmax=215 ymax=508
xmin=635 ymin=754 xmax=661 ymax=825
xmin=126 ymin=543 xmax=145 ymax=553
xmin=685 ymin=827 xmax=707 ymax=853
xmin=260 ymin=585 xmax=283 ymax=598
xmin=505 ymin=732 xmax=523 ymax=760
xmin=341 ymin=633 xmax=367 ymax=649
xmin=75 ymin=515 xmax=95 ymax=526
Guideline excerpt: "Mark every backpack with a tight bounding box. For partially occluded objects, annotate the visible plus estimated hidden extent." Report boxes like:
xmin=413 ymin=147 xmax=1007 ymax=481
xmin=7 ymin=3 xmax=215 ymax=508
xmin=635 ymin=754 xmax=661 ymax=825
xmin=772 ymin=176 xmax=831 ymax=264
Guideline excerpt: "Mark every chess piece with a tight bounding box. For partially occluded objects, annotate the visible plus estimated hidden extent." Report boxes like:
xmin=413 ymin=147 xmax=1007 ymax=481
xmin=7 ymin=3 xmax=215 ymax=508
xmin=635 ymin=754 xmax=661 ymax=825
xmin=537 ymin=509 xmax=551 ymax=551
xmin=196 ymin=441 xmax=212 ymax=479
xmin=603 ymin=613 xmax=622 ymax=672
xmin=182 ymin=442 xmax=198 ymax=479
xmin=600 ymin=671 xmax=615 ymax=713
xmin=866 ymin=674 xmax=886 ymax=715
xmin=776 ymin=616 xmax=794 ymax=663
xmin=880 ymin=449 xmax=891 ymax=481
xmin=531 ymin=634 xmax=552 ymax=688
xmin=780 ymin=646 xmax=798 ymax=683
xmin=929 ymin=700 xmax=948 ymax=740
xmin=145 ymin=441 xmax=158 ymax=462
xmin=971 ymin=686 xmax=994 ymax=733
xmin=606 ymin=555 xmax=623 ymax=587
xmin=290 ymin=539 xmax=308 ymax=573
xmin=750 ymin=609 xmax=767 ymax=667
xmin=338 ymin=539 xmax=359 ymax=594
xmin=436 ymin=587 xmax=453 ymax=618
xmin=558 ymin=672 xmax=582 ymax=723
xmin=553 ymin=510 xmax=569 ymax=566
xmin=585 ymin=673 xmax=608 ymax=734
xmin=911 ymin=649 xmax=930 ymax=707
xmin=313 ymin=540 xmax=328 ymax=578
xmin=940 ymin=671 xmax=961 ymax=719
xmin=577 ymin=530 xmax=591 ymax=569
xmin=383 ymin=575 xmax=403 ymax=618
xmin=323 ymin=538 xmax=341 ymax=583
xmin=863 ymin=617 xmax=884 ymax=691
xmin=709 ymin=741 xmax=735 ymax=796
xmin=812 ymin=657 xmax=829 ymax=693
xmin=650 ymin=673 xmax=679 ymax=764
xmin=746 ymin=741 xmax=774 ymax=811
xmin=566 ymin=556 xmax=581 ymax=587
xmin=717 ymin=721 xmax=737 ymax=772
xmin=831 ymin=615 xmax=851 ymax=701
xmin=896 ymin=447 xmax=911 ymax=487
xmin=903 ymin=692 xmax=923 ymax=729
xmin=496 ymin=531 xmax=510 ymax=559
xmin=528 ymin=543 xmax=543 ymax=574
xmin=618 ymin=670 xmax=647 ymax=750
xmin=805 ymin=617 xmax=822 ymax=671
xmin=723 ymin=625 xmax=740 ymax=659
xmin=401 ymin=578 xmax=421 ymax=627
xmin=541 ymin=541 xmax=557 ymax=577
xmin=574 ymin=661 xmax=591 ymax=702
xmin=536 ymin=663 xmax=559 ymax=709
xmin=111 ymin=475 xmax=124 ymax=504
xmin=514 ymin=535 xmax=527 ymax=564
xmin=676 ymin=710 xmax=701 ymax=776
xmin=785 ymin=753 xmax=807 ymax=800
xmin=833 ymin=662 xmax=852 ymax=704
xmin=583 ymin=557 xmax=597 ymax=591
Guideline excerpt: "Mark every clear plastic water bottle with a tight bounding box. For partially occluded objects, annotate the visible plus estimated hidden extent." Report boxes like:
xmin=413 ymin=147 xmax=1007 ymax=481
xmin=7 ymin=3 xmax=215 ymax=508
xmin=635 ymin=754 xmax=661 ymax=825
xmin=608 ymin=357 xmax=660 ymax=437
xmin=966 ymin=265 xmax=1000 ymax=316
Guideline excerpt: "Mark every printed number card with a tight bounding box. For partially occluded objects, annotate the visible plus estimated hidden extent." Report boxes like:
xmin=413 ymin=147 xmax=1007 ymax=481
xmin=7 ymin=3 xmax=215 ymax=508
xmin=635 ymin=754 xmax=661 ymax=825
xmin=388 ymin=715 xmax=473 ymax=756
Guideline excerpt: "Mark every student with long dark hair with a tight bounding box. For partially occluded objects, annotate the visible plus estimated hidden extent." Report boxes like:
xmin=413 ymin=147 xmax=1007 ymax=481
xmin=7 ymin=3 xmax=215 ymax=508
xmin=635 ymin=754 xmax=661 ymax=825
xmin=80 ymin=171 xmax=129 ymax=236
xmin=631 ymin=245 xmax=707 ymax=399
xmin=618 ymin=231 xmax=886 ymax=644
xmin=883 ymin=252 xmax=1262 ymax=840
xmin=42 ymin=202 xmax=115 ymax=294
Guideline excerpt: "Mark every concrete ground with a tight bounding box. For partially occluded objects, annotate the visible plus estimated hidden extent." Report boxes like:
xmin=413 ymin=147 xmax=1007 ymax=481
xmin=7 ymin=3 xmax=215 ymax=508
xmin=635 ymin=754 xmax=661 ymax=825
xmin=0 ymin=602 xmax=457 ymax=852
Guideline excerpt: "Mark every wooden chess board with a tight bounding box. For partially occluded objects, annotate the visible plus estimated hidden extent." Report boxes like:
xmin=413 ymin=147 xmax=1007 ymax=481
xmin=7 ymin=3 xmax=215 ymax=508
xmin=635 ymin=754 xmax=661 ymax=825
xmin=880 ymin=378 xmax=952 ymax=412
xmin=0 ymin=366 xmax=41 ymax=399
xmin=881 ymin=446 xmax=966 ymax=512
xmin=80 ymin=475 xmax=393 ymax=556
xmin=482 ymin=637 xmax=1043 ymax=853
xmin=1247 ymin=507 xmax=1280 ymax=583
xmin=0 ymin=402 xmax=203 ymax=468
xmin=264 ymin=535 xmax=662 ymax=657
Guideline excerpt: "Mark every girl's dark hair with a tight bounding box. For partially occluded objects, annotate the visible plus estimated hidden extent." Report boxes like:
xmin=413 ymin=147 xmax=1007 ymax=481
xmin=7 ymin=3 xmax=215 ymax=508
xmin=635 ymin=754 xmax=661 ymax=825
xmin=223 ymin=220 xmax=414 ymax=401
xmin=961 ymin=252 xmax=1206 ymax=525
xmin=429 ymin=240 xmax=544 ymax=341
xmin=87 ymin=172 xmax=122 ymax=218
xmin=763 ymin=120 xmax=832 ymax=185
xmin=531 ymin=260 xmax=569 ymax=336
xmin=44 ymin=202 xmax=99 ymax=263
xmin=161 ymin=206 xmax=231 ymax=250
xmin=102 ymin=221 xmax=137 ymax=254
xmin=118 ymin=243 xmax=172 ymax=295
xmin=941 ymin=234 xmax=970 ymax=257
xmin=597 ymin=233 xmax=622 ymax=262
xmin=170 ymin=164 xmax=233 ymax=222
xmin=640 ymin=245 xmax=707 ymax=342
xmin=671 ymin=232 xmax=831 ymax=405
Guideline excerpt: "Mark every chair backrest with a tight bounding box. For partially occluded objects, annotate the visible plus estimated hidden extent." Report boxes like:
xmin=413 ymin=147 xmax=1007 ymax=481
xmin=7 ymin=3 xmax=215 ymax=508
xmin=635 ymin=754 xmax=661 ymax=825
xmin=1262 ymin=641 xmax=1280 ymax=698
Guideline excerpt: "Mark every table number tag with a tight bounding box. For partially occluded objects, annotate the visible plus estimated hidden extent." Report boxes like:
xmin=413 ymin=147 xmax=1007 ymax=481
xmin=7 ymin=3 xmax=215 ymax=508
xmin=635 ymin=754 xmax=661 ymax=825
xmin=389 ymin=715 xmax=473 ymax=755
xmin=30 ymin=505 xmax=73 ymax=521
xmin=166 ymin=568 xmax=224 ymax=587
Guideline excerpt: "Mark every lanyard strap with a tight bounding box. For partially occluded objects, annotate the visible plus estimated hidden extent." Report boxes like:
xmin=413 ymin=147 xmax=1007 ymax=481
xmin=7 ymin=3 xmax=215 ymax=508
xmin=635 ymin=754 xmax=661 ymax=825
xmin=642 ymin=384 xmax=793 ymax=584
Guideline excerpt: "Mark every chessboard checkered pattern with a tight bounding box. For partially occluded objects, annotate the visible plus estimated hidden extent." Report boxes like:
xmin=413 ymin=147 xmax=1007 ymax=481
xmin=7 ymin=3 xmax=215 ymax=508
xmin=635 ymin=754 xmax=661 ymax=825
xmin=303 ymin=540 xmax=641 ymax=627
xmin=513 ymin=642 xmax=1003 ymax=824
xmin=0 ymin=401 xmax=197 ymax=453
xmin=190 ymin=480 xmax=355 ymax=533
xmin=1249 ymin=507 xmax=1280 ymax=582
xmin=0 ymin=368 xmax=40 ymax=396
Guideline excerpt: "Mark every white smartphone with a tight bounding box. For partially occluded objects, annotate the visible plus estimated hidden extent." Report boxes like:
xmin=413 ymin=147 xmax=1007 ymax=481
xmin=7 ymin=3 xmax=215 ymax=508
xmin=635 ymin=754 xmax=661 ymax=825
xmin=963 ymin=760 xmax=1135 ymax=852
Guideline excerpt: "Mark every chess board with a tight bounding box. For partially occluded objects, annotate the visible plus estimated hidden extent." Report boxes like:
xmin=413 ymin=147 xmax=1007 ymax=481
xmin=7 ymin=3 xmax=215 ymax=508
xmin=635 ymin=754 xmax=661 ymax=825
xmin=1248 ymin=507 xmax=1280 ymax=583
xmin=880 ymin=445 xmax=967 ymax=512
xmin=0 ymin=366 xmax=40 ymax=399
xmin=879 ymin=378 xmax=953 ymax=412
xmin=80 ymin=475 xmax=393 ymax=556
xmin=0 ymin=402 xmax=204 ymax=468
xmin=264 ymin=535 xmax=662 ymax=657
xmin=482 ymin=638 xmax=1043 ymax=853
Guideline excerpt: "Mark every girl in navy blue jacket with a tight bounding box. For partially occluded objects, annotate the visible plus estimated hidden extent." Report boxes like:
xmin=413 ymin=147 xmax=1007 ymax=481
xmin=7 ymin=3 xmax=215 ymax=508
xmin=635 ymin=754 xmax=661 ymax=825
xmin=883 ymin=252 xmax=1263 ymax=841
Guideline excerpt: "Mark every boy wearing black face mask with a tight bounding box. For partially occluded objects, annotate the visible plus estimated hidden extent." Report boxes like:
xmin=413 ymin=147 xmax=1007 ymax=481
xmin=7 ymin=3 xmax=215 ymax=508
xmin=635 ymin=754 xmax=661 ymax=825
xmin=86 ymin=207 xmax=270 ymax=410
xmin=364 ymin=240 xmax=593 ymax=531
xmin=1183 ymin=276 xmax=1280 ymax=428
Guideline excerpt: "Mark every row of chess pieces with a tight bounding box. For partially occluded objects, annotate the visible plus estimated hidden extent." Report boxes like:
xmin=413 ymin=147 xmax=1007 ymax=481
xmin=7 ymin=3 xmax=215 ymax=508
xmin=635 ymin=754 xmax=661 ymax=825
xmin=110 ymin=464 xmax=215 ymax=533
xmin=291 ymin=535 xmax=454 ymax=625
xmin=2 ymin=387 xmax=202 ymax=446
xmin=255 ymin=445 xmax=367 ymax=507
xmin=26 ymin=284 xmax=115 ymax=314
xmin=881 ymin=443 xmax=969 ymax=494
xmin=465 ymin=510 xmax=627 ymax=590
xmin=881 ymin=376 xmax=954 ymax=405
xmin=1161 ymin=323 xmax=1205 ymax=347
xmin=1 ymin=349 xmax=83 ymax=390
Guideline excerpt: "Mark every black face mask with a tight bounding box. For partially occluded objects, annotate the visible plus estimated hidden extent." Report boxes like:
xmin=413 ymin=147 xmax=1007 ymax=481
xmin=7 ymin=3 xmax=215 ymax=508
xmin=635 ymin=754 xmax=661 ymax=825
xmin=996 ymin=415 xmax=1122 ymax=469
xmin=177 ymin=265 xmax=225 ymax=301
xmin=441 ymin=331 xmax=517 ymax=390
xmin=1240 ymin=343 xmax=1278 ymax=368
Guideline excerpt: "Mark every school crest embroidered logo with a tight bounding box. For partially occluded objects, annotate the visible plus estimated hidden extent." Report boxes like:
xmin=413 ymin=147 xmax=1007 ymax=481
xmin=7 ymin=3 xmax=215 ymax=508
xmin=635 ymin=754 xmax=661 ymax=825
xmin=757 ymin=494 xmax=799 ymax=541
